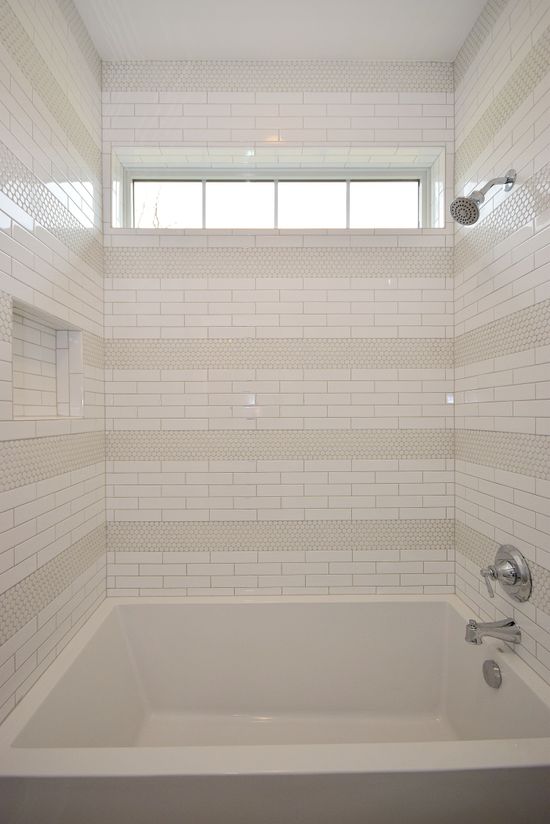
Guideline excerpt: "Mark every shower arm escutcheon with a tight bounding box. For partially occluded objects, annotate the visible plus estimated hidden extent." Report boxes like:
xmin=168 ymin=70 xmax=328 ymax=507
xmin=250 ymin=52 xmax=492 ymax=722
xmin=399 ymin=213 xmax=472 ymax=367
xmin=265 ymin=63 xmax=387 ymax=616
xmin=469 ymin=169 xmax=516 ymax=205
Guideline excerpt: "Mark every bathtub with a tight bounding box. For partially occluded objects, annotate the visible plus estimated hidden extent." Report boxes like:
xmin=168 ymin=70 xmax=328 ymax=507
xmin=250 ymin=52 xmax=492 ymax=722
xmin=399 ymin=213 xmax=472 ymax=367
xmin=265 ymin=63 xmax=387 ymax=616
xmin=1 ymin=595 xmax=550 ymax=823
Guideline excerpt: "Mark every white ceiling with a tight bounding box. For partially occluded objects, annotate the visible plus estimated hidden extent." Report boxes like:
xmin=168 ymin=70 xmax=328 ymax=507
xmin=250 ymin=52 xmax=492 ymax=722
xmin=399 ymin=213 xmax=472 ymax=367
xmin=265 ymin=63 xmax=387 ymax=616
xmin=74 ymin=0 xmax=487 ymax=62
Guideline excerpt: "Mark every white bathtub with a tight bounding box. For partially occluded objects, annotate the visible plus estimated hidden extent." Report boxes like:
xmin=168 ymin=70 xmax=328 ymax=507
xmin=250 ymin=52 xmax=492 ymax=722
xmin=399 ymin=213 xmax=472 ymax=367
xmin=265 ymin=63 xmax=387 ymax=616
xmin=1 ymin=595 xmax=550 ymax=823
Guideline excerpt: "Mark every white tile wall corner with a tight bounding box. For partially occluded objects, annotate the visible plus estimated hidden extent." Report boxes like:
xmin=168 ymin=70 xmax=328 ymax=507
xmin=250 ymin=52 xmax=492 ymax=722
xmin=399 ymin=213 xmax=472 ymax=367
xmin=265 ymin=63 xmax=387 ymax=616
xmin=0 ymin=0 xmax=105 ymax=722
xmin=454 ymin=0 xmax=550 ymax=685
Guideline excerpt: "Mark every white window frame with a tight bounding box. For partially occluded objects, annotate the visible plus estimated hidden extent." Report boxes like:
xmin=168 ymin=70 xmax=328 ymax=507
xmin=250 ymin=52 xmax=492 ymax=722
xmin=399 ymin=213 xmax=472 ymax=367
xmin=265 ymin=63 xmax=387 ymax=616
xmin=124 ymin=168 xmax=428 ymax=229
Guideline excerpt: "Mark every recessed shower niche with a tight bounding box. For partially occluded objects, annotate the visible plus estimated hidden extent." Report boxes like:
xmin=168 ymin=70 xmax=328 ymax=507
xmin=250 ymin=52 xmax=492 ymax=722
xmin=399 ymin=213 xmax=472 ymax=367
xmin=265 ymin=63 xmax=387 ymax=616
xmin=12 ymin=301 xmax=84 ymax=420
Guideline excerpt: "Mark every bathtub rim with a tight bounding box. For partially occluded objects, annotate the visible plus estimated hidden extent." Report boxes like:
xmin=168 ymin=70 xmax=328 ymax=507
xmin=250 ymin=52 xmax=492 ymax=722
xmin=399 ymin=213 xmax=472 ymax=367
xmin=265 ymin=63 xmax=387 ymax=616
xmin=1 ymin=594 xmax=550 ymax=778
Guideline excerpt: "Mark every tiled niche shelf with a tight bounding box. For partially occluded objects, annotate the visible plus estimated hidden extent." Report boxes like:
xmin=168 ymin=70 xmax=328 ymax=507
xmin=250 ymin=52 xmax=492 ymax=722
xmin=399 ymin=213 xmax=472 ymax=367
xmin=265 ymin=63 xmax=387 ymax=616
xmin=12 ymin=302 xmax=84 ymax=420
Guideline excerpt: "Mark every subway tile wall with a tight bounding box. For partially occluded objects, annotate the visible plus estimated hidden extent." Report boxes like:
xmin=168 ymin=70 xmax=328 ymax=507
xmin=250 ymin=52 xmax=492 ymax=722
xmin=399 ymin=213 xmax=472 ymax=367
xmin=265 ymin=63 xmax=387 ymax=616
xmin=102 ymin=54 xmax=456 ymax=596
xmin=0 ymin=0 xmax=105 ymax=723
xmin=454 ymin=0 xmax=550 ymax=684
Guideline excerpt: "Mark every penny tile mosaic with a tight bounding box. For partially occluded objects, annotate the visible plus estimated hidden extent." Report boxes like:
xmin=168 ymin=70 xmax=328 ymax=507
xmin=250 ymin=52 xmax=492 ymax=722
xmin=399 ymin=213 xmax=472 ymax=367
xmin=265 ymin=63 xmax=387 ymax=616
xmin=105 ymin=246 xmax=453 ymax=280
xmin=102 ymin=59 xmax=454 ymax=94
xmin=107 ymin=428 xmax=453 ymax=461
xmin=106 ymin=338 xmax=453 ymax=370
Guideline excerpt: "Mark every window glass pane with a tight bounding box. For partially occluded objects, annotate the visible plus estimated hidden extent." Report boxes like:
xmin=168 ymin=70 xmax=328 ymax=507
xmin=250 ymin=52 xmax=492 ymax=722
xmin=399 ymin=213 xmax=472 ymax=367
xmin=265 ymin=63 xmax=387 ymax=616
xmin=205 ymin=182 xmax=274 ymax=228
xmin=349 ymin=181 xmax=419 ymax=228
xmin=133 ymin=181 xmax=202 ymax=228
xmin=278 ymin=181 xmax=346 ymax=228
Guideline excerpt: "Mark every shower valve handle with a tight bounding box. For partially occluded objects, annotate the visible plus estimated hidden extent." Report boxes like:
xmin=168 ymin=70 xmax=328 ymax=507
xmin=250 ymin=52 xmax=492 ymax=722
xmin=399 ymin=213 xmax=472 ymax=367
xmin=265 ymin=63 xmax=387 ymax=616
xmin=480 ymin=565 xmax=497 ymax=598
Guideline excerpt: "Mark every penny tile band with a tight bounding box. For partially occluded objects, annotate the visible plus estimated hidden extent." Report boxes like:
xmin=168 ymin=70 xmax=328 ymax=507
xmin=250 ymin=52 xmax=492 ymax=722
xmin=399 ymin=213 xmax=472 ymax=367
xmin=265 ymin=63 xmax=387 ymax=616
xmin=0 ymin=291 xmax=11 ymax=342
xmin=456 ymin=429 xmax=550 ymax=482
xmin=455 ymin=299 xmax=550 ymax=367
xmin=102 ymin=59 xmax=453 ymax=94
xmin=0 ymin=432 xmax=105 ymax=493
xmin=105 ymin=247 xmax=453 ymax=280
xmin=82 ymin=333 xmax=105 ymax=369
xmin=0 ymin=525 xmax=106 ymax=645
xmin=108 ymin=518 xmax=453 ymax=554
xmin=107 ymin=429 xmax=453 ymax=461
xmin=106 ymin=338 xmax=453 ymax=370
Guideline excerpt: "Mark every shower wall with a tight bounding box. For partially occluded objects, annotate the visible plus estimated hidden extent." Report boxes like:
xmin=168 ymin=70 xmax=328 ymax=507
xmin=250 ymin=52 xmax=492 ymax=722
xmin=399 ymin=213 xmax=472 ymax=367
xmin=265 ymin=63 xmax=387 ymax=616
xmin=454 ymin=0 xmax=550 ymax=683
xmin=0 ymin=0 xmax=105 ymax=722
xmin=102 ymin=62 xmax=455 ymax=594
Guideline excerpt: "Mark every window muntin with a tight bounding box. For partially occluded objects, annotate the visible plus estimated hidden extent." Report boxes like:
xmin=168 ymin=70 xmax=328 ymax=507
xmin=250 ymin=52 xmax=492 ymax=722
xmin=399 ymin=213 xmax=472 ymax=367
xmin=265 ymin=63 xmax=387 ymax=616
xmin=131 ymin=177 xmax=421 ymax=229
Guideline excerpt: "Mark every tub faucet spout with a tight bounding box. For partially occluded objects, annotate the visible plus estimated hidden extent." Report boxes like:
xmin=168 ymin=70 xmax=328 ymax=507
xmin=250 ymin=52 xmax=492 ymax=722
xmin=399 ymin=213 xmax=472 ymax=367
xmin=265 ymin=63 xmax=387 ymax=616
xmin=465 ymin=618 xmax=521 ymax=645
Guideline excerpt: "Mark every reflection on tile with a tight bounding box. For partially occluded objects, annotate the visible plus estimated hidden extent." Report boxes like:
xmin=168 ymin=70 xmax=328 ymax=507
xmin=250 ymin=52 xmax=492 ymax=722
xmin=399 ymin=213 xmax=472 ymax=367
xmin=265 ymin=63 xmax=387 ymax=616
xmin=0 ymin=143 xmax=102 ymax=272
xmin=0 ymin=0 xmax=101 ymax=174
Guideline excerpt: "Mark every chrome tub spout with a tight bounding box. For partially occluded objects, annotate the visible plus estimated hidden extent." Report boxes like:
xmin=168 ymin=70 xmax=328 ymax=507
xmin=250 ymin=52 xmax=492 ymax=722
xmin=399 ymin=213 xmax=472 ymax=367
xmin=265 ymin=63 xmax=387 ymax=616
xmin=465 ymin=618 xmax=521 ymax=645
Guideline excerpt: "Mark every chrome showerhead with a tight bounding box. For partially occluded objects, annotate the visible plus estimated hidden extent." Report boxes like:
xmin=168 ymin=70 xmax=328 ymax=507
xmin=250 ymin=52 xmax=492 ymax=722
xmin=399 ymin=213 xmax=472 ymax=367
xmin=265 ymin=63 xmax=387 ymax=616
xmin=449 ymin=196 xmax=480 ymax=226
xmin=449 ymin=169 xmax=516 ymax=226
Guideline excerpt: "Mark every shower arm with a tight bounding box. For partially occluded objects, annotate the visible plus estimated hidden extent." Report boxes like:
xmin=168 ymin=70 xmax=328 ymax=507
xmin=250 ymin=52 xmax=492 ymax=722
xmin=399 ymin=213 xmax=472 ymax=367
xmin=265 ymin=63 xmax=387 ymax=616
xmin=471 ymin=170 xmax=516 ymax=203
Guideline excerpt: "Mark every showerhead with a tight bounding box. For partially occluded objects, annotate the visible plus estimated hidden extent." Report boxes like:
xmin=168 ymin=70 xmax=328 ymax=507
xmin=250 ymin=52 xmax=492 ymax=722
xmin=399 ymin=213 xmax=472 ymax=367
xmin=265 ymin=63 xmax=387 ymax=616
xmin=449 ymin=196 xmax=480 ymax=226
xmin=449 ymin=169 xmax=516 ymax=226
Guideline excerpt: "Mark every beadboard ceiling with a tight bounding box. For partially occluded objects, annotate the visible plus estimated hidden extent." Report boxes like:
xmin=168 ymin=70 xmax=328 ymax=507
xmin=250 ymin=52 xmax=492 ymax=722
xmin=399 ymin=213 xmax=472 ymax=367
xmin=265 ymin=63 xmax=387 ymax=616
xmin=74 ymin=0 xmax=486 ymax=61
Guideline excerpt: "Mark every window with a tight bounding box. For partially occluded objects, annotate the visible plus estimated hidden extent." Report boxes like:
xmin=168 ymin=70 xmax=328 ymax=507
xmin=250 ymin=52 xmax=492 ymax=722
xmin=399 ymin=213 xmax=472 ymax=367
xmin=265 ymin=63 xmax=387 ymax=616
xmin=205 ymin=181 xmax=274 ymax=228
xmin=133 ymin=181 xmax=202 ymax=228
xmin=114 ymin=146 xmax=445 ymax=229
xmin=130 ymin=177 xmax=421 ymax=229
xmin=278 ymin=181 xmax=347 ymax=229
xmin=350 ymin=181 xmax=420 ymax=229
